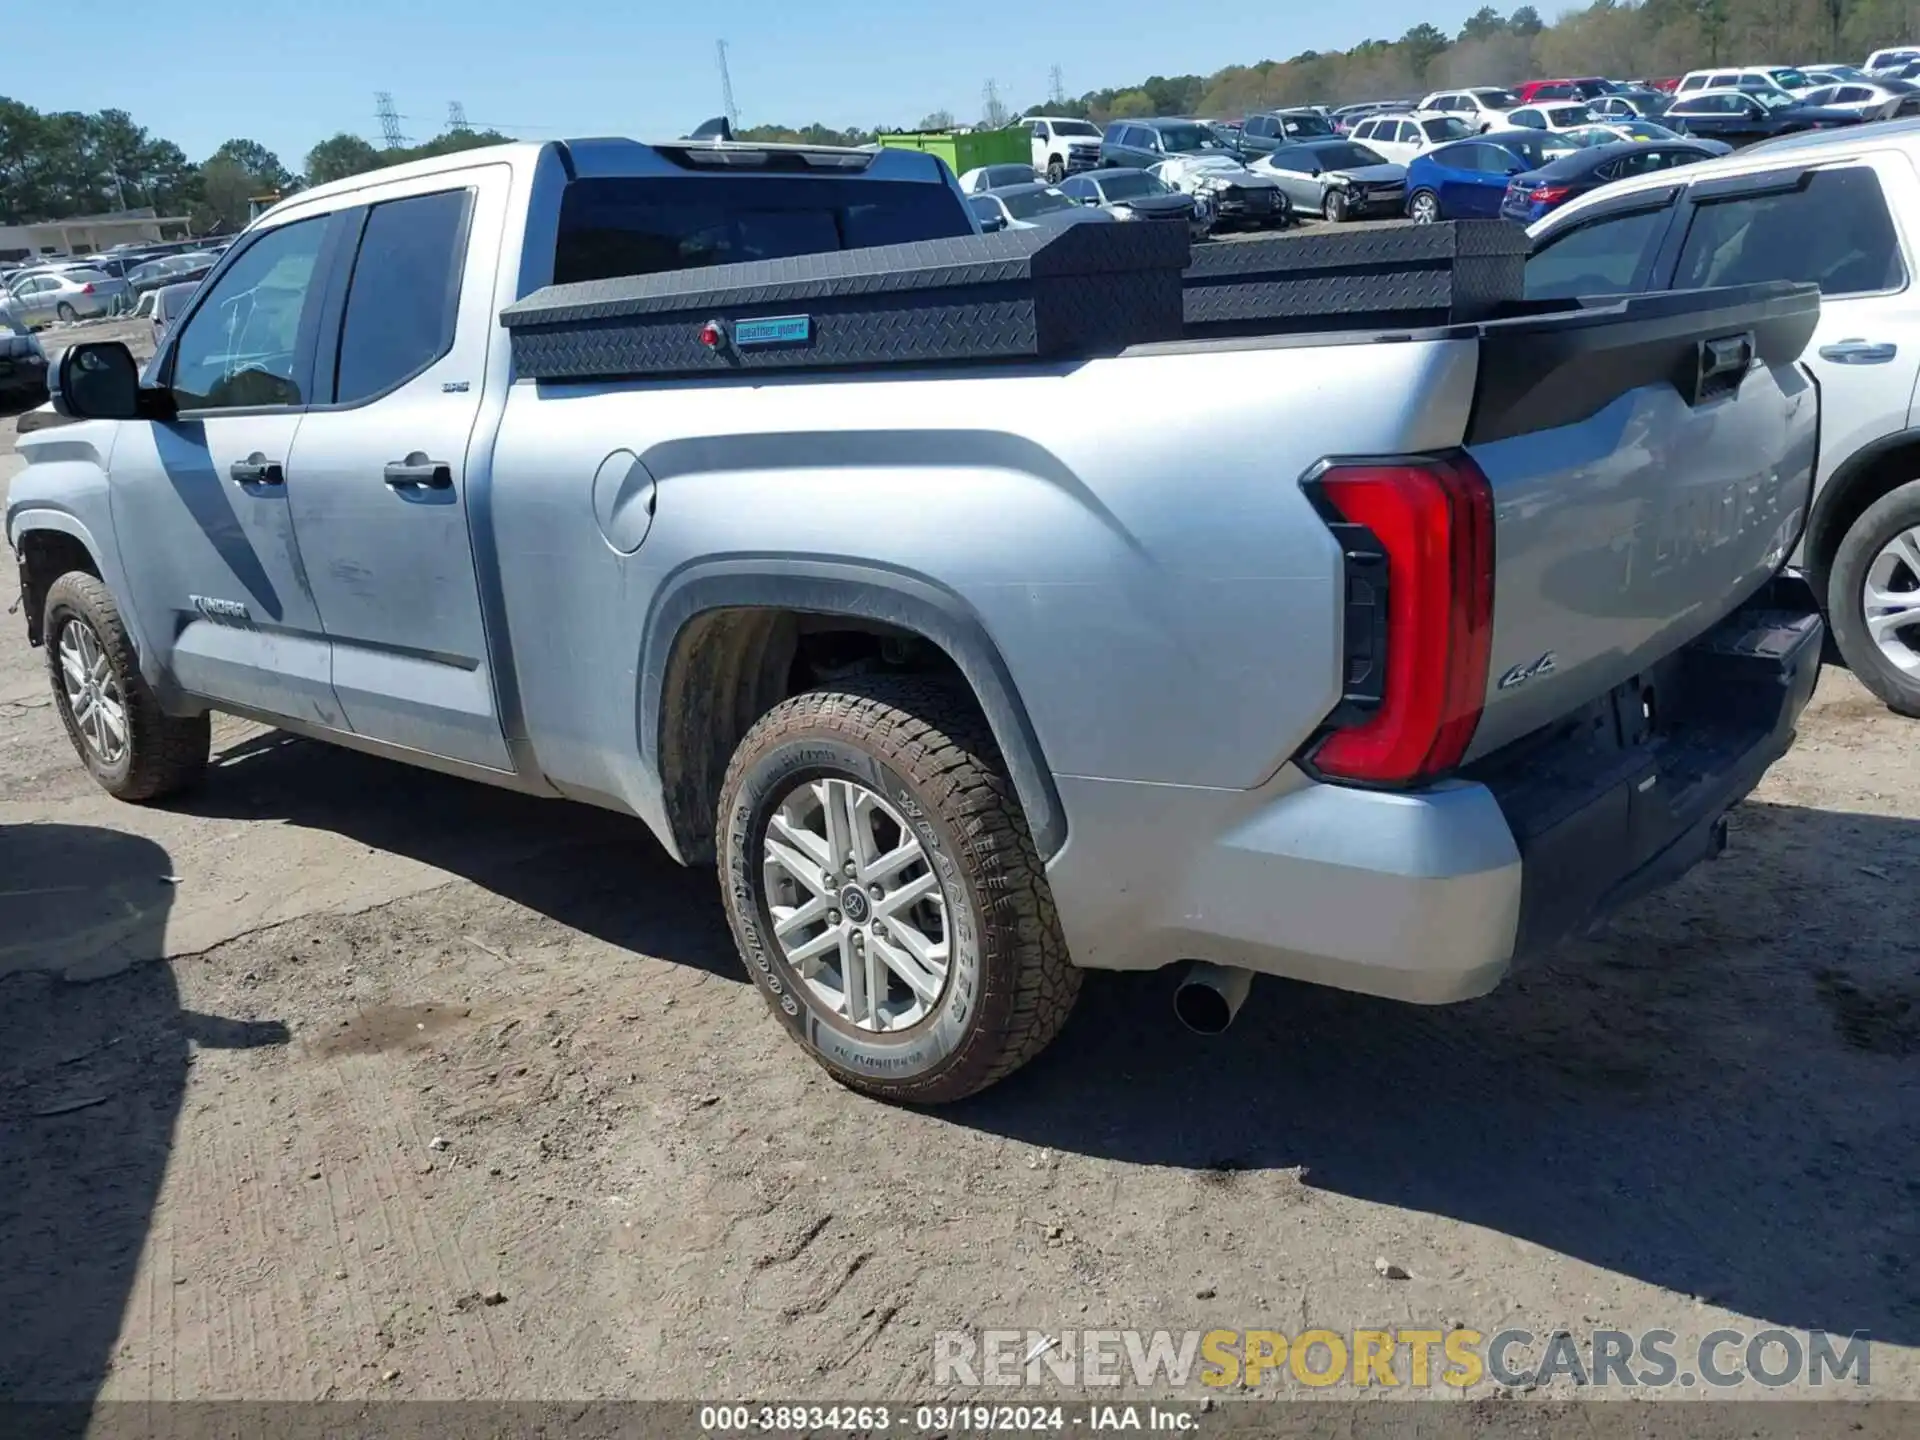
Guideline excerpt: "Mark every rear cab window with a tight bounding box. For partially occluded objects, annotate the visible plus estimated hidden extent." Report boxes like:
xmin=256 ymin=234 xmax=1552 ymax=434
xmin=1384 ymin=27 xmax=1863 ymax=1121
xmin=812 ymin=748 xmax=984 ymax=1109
xmin=552 ymin=173 xmax=976 ymax=286
xmin=1524 ymin=207 xmax=1672 ymax=300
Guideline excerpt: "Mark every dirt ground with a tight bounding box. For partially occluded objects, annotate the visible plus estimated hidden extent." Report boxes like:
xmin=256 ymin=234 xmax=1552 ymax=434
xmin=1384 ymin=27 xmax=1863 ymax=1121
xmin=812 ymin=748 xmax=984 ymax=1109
xmin=0 ymin=347 xmax=1916 ymax=1407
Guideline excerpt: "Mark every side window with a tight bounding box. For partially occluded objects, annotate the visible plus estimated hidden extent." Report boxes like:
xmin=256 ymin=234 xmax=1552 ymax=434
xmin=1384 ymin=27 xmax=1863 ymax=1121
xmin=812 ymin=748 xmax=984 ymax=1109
xmin=333 ymin=188 xmax=471 ymax=406
xmin=1674 ymin=166 xmax=1906 ymax=297
xmin=167 ymin=215 xmax=329 ymax=412
xmin=1031 ymin=121 xmax=1047 ymax=141
xmin=1514 ymin=109 xmax=1545 ymax=129
xmin=1680 ymin=76 xmax=1703 ymax=92
xmin=1524 ymin=208 xmax=1671 ymax=300
xmin=1248 ymin=116 xmax=1272 ymax=138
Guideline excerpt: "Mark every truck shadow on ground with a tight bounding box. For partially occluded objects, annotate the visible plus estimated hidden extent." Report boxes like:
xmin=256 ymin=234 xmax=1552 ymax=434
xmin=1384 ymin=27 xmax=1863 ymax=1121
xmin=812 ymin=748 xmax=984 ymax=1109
xmin=0 ymin=824 xmax=288 ymax=1410
xmin=960 ymin=798 xmax=1920 ymax=1348
xmin=177 ymin=729 xmax=746 ymax=980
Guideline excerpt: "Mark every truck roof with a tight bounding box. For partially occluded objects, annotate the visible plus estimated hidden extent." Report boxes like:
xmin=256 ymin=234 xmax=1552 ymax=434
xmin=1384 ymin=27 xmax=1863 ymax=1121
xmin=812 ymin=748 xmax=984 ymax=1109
xmin=261 ymin=134 xmax=933 ymax=227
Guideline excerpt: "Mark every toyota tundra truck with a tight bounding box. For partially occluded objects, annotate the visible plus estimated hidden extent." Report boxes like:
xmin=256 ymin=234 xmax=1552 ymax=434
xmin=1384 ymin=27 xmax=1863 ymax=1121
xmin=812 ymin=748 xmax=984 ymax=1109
xmin=8 ymin=135 xmax=1825 ymax=1103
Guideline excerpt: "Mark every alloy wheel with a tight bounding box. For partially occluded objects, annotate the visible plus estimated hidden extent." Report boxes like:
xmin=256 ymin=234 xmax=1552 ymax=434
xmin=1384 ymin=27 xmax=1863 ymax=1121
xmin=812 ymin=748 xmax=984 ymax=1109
xmin=1864 ymin=523 xmax=1920 ymax=676
xmin=57 ymin=617 xmax=129 ymax=767
xmin=761 ymin=777 xmax=951 ymax=1032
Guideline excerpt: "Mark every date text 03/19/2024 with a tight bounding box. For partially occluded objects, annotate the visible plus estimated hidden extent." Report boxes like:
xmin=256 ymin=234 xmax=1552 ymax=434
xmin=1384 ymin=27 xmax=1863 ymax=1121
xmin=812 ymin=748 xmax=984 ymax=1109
xmin=696 ymin=1403 xmax=1195 ymax=1432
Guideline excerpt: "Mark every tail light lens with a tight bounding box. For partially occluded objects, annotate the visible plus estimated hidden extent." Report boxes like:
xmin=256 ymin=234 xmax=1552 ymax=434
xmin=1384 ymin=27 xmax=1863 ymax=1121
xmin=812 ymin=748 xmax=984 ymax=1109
xmin=1531 ymin=184 xmax=1572 ymax=205
xmin=1309 ymin=456 xmax=1496 ymax=786
xmin=80 ymin=283 xmax=95 ymax=294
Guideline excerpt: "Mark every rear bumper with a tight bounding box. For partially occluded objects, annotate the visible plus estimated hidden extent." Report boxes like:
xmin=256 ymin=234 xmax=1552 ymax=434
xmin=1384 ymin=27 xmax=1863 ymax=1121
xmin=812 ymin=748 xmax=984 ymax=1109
xmin=1045 ymin=587 xmax=1823 ymax=1002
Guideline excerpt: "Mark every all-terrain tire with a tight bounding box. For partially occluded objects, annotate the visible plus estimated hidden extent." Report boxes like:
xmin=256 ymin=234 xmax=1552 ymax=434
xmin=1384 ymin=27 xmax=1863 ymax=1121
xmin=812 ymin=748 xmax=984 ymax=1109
xmin=44 ymin=572 xmax=210 ymax=801
xmin=717 ymin=675 xmax=1080 ymax=1104
xmin=1046 ymin=159 xmax=1066 ymax=184
xmin=1828 ymin=478 xmax=1920 ymax=718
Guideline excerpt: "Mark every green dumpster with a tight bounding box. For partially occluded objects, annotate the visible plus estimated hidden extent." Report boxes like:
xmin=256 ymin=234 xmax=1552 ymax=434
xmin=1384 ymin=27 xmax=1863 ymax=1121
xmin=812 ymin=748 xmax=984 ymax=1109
xmin=875 ymin=128 xmax=1032 ymax=175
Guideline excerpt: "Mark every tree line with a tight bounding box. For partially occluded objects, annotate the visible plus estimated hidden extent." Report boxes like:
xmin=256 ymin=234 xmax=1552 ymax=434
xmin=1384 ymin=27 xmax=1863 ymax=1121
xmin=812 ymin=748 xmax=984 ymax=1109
xmin=7 ymin=0 xmax=1920 ymax=227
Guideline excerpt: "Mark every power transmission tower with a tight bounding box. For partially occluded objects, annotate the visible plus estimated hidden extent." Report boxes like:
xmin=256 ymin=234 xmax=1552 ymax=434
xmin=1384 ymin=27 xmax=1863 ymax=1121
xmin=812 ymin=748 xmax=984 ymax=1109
xmin=1048 ymin=65 xmax=1066 ymax=107
xmin=982 ymin=77 xmax=1007 ymax=129
xmin=374 ymin=92 xmax=407 ymax=149
xmin=447 ymin=100 xmax=470 ymax=133
xmin=716 ymin=40 xmax=740 ymax=129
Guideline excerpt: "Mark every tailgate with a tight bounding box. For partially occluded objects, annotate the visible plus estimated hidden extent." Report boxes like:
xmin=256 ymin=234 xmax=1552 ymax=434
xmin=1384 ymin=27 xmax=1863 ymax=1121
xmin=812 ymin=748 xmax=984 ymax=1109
xmin=1460 ymin=282 xmax=1820 ymax=760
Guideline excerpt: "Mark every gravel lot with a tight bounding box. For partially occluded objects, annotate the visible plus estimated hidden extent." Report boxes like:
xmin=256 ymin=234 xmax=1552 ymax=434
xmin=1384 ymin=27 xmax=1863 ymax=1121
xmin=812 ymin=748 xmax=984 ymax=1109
xmin=1 ymin=319 xmax=1916 ymax=1410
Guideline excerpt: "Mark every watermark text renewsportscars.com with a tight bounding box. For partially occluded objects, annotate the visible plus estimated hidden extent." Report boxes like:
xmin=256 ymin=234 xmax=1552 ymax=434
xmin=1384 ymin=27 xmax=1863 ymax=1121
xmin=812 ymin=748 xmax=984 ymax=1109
xmin=933 ymin=1327 xmax=1873 ymax=1391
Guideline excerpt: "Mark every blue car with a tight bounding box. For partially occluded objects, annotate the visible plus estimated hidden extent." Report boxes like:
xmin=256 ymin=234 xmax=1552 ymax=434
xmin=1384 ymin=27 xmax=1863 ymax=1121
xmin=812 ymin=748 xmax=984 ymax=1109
xmin=1497 ymin=139 xmax=1724 ymax=225
xmin=1403 ymin=130 xmax=1583 ymax=222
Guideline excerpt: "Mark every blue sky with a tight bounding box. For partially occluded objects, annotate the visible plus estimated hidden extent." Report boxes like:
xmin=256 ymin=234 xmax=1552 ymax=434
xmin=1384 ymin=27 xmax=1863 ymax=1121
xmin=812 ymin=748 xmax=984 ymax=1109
xmin=14 ymin=0 xmax=1499 ymax=172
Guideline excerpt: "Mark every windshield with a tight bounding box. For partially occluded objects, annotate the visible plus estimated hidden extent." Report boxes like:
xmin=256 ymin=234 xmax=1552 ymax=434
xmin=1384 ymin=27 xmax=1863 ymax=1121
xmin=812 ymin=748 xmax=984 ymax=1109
xmin=1098 ymin=172 xmax=1171 ymax=200
xmin=1614 ymin=120 xmax=1680 ymax=141
xmin=1754 ymin=90 xmax=1797 ymax=109
xmin=1281 ymin=113 xmax=1334 ymax=137
xmin=1050 ymin=119 xmax=1099 ymax=136
xmin=1506 ymin=133 xmax=1577 ymax=167
xmin=1156 ymin=123 xmax=1219 ymax=153
xmin=1311 ymin=142 xmax=1387 ymax=169
xmin=1474 ymin=88 xmax=1522 ymax=108
xmin=1422 ymin=116 xmax=1474 ymax=142
xmin=1545 ymin=105 xmax=1590 ymax=124
xmin=1001 ymin=187 xmax=1077 ymax=220
xmin=1769 ymin=68 xmax=1813 ymax=90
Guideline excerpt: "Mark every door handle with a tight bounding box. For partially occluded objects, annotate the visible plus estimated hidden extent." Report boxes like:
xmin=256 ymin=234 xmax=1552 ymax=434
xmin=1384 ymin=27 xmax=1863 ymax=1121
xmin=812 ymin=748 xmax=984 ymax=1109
xmin=1818 ymin=339 xmax=1899 ymax=365
xmin=229 ymin=453 xmax=284 ymax=486
xmin=383 ymin=454 xmax=453 ymax=490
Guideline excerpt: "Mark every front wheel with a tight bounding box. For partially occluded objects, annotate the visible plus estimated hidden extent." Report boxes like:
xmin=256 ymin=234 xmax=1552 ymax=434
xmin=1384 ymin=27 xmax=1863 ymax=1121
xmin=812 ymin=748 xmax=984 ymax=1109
xmin=718 ymin=676 xmax=1080 ymax=1103
xmin=1046 ymin=159 xmax=1066 ymax=184
xmin=1323 ymin=189 xmax=1349 ymax=223
xmin=1408 ymin=189 xmax=1440 ymax=224
xmin=1828 ymin=479 xmax=1920 ymax=717
xmin=44 ymin=572 xmax=210 ymax=800
xmin=55 ymin=302 xmax=77 ymax=323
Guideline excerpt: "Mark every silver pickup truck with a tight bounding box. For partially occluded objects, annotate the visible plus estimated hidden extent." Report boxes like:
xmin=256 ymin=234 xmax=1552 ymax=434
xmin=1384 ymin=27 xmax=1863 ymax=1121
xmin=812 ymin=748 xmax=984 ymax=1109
xmin=9 ymin=136 xmax=1826 ymax=1103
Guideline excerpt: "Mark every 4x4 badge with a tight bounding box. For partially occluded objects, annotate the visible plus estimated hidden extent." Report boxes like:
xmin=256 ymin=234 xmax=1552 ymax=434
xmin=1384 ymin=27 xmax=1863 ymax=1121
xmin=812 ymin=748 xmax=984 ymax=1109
xmin=1498 ymin=652 xmax=1557 ymax=690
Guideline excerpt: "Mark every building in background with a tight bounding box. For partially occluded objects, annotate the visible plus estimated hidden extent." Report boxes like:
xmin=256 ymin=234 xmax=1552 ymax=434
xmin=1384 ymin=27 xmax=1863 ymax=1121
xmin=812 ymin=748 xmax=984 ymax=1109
xmin=0 ymin=207 xmax=193 ymax=262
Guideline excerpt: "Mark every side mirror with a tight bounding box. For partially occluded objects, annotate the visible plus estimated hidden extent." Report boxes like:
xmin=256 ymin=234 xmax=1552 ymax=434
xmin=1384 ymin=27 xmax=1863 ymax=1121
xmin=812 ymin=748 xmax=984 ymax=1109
xmin=53 ymin=341 xmax=143 ymax=420
xmin=979 ymin=213 xmax=1008 ymax=233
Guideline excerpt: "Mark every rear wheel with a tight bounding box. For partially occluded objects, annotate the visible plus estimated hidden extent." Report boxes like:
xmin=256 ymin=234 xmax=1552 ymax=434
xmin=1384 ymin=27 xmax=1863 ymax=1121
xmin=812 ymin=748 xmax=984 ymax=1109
xmin=1409 ymin=189 xmax=1440 ymax=224
xmin=44 ymin=573 xmax=210 ymax=801
xmin=718 ymin=675 xmax=1080 ymax=1104
xmin=55 ymin=302 xmax=77 ymax=323
xmin=1829 ymin=479 xmax=1920 ymax=717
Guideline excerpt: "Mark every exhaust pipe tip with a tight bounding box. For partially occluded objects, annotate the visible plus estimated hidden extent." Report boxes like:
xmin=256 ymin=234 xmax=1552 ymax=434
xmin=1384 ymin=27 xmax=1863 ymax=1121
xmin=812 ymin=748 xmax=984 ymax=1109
xmin=1174 ymin=961 xmax=1254 ymax=1035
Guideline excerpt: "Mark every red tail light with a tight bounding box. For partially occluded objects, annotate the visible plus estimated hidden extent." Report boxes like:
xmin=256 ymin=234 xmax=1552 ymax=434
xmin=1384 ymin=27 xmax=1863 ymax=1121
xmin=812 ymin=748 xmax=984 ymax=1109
xmin=1530 ymin=184 xmax=1572 ymax=205
xmin=80 ymin=283 xmax=95 ymax=294
xmin=1310 ymin=457 xmax=1495 ymax=786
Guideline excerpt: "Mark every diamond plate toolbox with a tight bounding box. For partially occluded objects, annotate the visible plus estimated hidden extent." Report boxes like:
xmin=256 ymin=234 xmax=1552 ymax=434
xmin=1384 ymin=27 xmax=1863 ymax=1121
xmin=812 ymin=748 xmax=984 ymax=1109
xmin=500 ymin=223 xmax=1190 ymax=380
xmin=1181 ymin=221 xmax=1528 ymax=336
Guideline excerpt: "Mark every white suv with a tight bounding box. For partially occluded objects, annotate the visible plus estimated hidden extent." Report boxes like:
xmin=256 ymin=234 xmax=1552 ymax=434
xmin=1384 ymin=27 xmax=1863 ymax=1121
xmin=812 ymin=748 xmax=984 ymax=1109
xmin=1024 ymin=115 xmax=1104 ymax=182
xmin=1415 ymin=87 xmax=1522 ymax=132
xmin=1524 ymin=122 xmax=1920 ymax=715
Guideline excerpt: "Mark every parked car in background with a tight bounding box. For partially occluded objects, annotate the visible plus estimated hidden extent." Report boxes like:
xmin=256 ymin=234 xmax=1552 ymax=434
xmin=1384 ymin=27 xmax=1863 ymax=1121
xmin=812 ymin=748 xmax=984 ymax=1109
xmin=1804 ymin=64 xmax=1878 ymax=86
xmin=1798 ymin=79 xmax=1920 ymax=120
xmin=1875 ymin=58 xmax=1920 ymax=82
xmin=127 ymin=251 xmax=220 ymax=296
xmin=1403 ymin=130 xmax=1579 ymax=222
xmin=1525 ymin=124 xmax=1920 ymax=716
xmin=1499 ymin=139 xmax=1723 ymax=223
xmin=1235 ymin=108 xmax=1337 ymax=155
xmin=956 ymin=163 xmax=1041 ymax=194
xmin=1100 ymin=117 xmax=1240 ymax=169
xmin=1023 ymin=116 xmax=1104 ymax=182
xmin=132 ymin=280 xmax=199 ymax=349
xmin=1149 ymin=152 xmax=1291 ymax=228
xmin=1516 ymin=77 xmax=1618 ymax=103
xmin=1865 ymin=47 xmax=1920 ymax=75
xmin=1665 ymin=88 xmax=1863 ymax=145
xmin=1251 ymin=138 xmax=1406 ymax=222
xmin=1562 ymin=119 xmax=1731 ymax=156
xmin=1056 ymin=168 xmax=1209 ymax=238
xmin=3 ymin=268 xmax=122 ymax=327
xmin=966 ymin=183 xmax=1113 ymax=233
xmin=1330 ymin=100 xmax=1413 ymax=133
xmin=1507 ymin=101 xmax=1600 ymax=133
xmin=1589 ymin=88 xmax=1673 ymax=119
xmin=0 ymin=310 xmax=49 ymax=406
xmin=1675 ymin=68 xmax=1800 ymax=99
xmin=1346 ymin=111 xmax=1475 ymax=165
xmin=1416 ymin=87 xmax=1522 ymax=132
